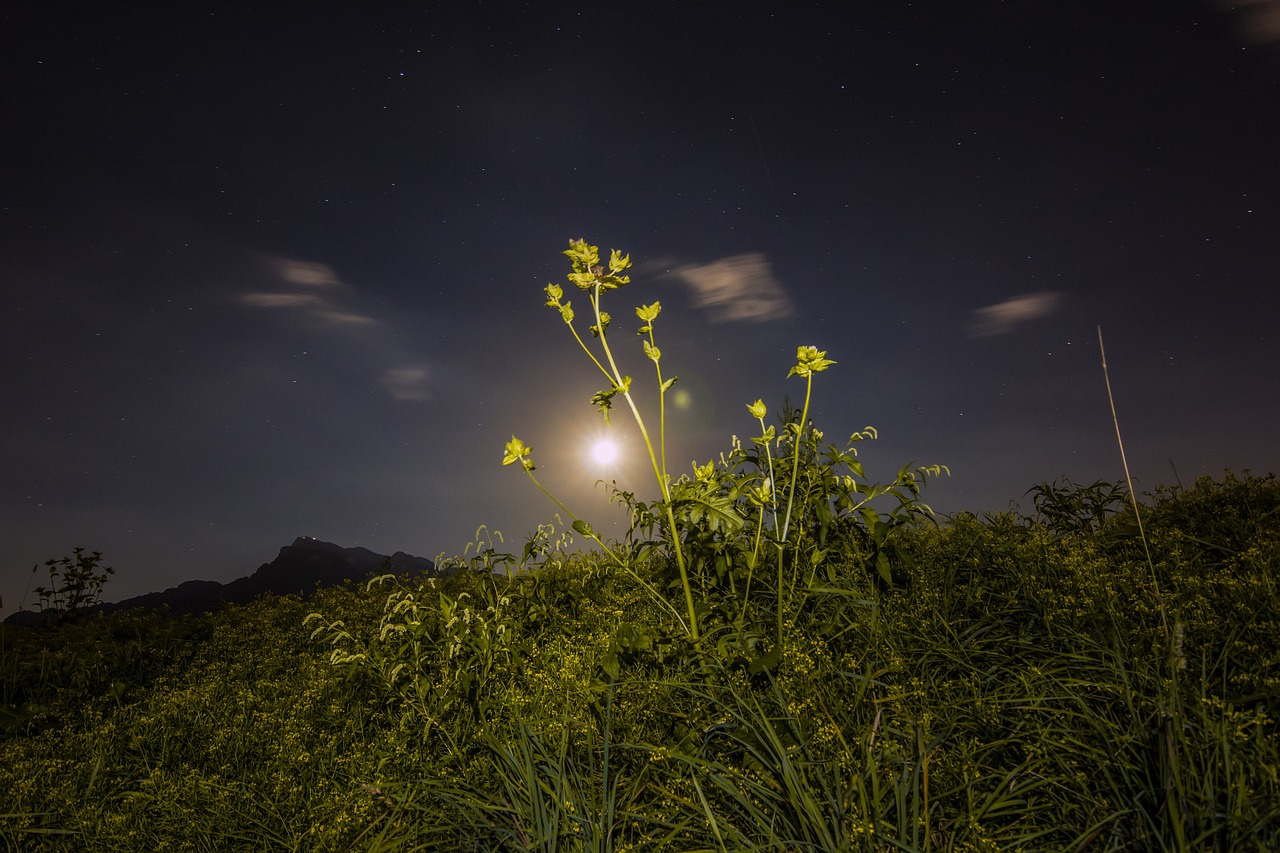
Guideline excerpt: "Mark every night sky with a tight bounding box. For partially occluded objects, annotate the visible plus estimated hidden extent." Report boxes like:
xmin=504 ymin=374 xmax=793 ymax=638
xmin=4 ymin=1 xmax=1278 ymax=613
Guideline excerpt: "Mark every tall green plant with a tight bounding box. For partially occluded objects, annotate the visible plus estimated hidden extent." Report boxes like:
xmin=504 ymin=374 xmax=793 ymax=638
xmin=532 ymin=239 xmax=704 ymax=639
xmin=506 ymin=239 xmax=946 ymax=650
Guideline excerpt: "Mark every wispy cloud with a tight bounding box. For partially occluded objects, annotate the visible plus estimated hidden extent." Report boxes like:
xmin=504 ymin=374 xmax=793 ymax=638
xmin=240 ymin=292 xmax=318 ymax=309
xmin=380 ymin=364 xmax=433 ymax=401
xmin=272 ymin=258 xmax=342 ymax=288
xmin=240 ymin=257 xmax=376 ymax=327
xmin=671 ymin=253 xmax=794 ymax=323
xmin=968 ymin=291 xmax=1064 ymax=337
xmin=240 ymin=256 xmax=435 ymax=400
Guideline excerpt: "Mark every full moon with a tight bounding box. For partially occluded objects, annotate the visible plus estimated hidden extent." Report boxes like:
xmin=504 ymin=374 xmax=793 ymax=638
xmin=590 ymin=438 xmax=619 ymax=465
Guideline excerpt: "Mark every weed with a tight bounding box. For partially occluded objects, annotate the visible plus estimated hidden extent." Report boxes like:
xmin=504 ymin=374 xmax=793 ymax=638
xmin=29 ymin=548 xmax=115 ymax=623
xmin=511 ymin=239 xmax=945 ymax=651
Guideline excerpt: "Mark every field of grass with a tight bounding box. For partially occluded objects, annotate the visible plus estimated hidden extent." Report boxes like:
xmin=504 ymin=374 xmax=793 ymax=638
xmin=5 ymin=244 xmax=1278 ymax=850
xmin=2 ymin=471 xmax=1277 ymax=851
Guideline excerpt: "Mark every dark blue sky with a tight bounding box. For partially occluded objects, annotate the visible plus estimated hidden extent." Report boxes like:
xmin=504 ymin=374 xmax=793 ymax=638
xmin=4 ymin=0 xmax=1278 ymax=612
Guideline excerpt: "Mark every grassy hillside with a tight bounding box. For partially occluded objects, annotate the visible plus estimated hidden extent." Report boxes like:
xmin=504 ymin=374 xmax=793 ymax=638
xmin=3 ymin=471 xmax=1277 ymax=851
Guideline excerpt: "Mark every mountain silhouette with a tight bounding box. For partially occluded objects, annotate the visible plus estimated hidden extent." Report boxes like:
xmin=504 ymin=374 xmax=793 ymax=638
xmin=5 ymin=537 xmax=436 ymax=625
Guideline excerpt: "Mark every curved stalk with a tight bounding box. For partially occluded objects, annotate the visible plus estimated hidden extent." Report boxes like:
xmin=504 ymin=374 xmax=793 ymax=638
xmin=519 ymin=465 xmax=689 ymax=633
xmin=776 ymin=372 xmax=815 ymax=643
xmin=589 ymin=284 xmax=700 ymax=641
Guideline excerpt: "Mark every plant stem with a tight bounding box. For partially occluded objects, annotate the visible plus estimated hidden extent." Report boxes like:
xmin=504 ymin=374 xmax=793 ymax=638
xmin=590 ymin=286 xmax=666 ymax=499
xmin=1097 ymin=326 xmax=1164 ymax=636
xmin=644 ymin=323 xmax=671 ymax=486
xmin=590 ymin=285 xmax=700 ymax=641
xmin=780 ymin=374 xmax=814 ymax=543
xmin=1099 ymin=325 xmax=1186 ymax=846
xmin=776 ymin=373 xmax=814 ymax=642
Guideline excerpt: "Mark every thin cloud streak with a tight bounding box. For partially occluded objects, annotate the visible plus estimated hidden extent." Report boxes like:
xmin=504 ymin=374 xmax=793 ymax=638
xmin=240 ymin=256 xmax=435 ymax=399
xmin=241 ymin=257 xmax=376 ymax=328
xmin=272 ymin=258 xmax=342 ymax=287
xmin=968 ymin=291 xmax=1064 ymax=337
xmin=381 ymin=364 xmax=433 ymax=401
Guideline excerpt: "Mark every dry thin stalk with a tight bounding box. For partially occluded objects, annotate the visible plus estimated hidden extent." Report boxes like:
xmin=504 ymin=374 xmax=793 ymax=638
xmin=1097 ymin=325 xmax=1166 ymax=638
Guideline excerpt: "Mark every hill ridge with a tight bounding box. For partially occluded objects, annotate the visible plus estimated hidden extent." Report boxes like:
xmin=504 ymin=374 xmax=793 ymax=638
xmin=4 ymin=537 xmax=436 ymax=625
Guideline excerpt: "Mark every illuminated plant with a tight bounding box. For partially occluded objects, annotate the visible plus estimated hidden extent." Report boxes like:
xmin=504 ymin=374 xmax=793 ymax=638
xmin=507 ymin=239 xmax=946 ymax=646
xmin=509 ymin=239 xmax=706 ymax=637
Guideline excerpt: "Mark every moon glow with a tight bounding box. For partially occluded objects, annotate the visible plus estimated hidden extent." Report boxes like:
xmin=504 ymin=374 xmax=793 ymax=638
xmin=590 ymin=438 xmax=619 ymax=466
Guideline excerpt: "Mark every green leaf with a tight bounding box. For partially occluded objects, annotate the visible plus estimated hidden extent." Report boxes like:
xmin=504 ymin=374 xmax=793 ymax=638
xmin=806 ymin=588 xmax=879 ymax=605
xmin=661 ymin=376 xmax=679 ymax=392
xmin=875 ymin=551 xmax=892 ymax=584
xmin=568 ymin=271 xmax=596 ymax=290
xmin=636 ymin=301 xmax=661 ymax=322
xmin=457 ymin=670 xmax=475 ymax=696
xmin=615 ymin=622 xmax=652 ymax=653
xmin=589 ymin=310 xmax=611 ymax=338
xmin=679 ymin=492 xmax=746 ymax=534
xmin=643 ymin=340 xmax=661 ymax=362
xmin=564 ymin=238 xmax=599 ymax=270
xmin=600 ymin=647 xmax=620 ymax=682
xmin=748 ymin=642 xmax=783 ymax=675
xmin=590 ymin=387 xmax=618 ymax=424
xmin=572 ymin=519 xmax=595 ymax=537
